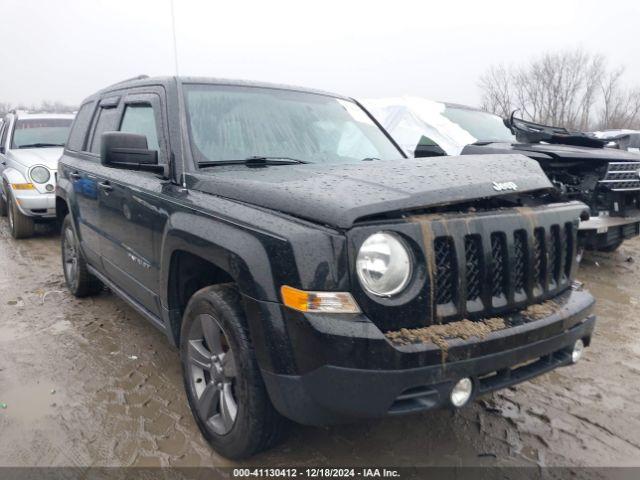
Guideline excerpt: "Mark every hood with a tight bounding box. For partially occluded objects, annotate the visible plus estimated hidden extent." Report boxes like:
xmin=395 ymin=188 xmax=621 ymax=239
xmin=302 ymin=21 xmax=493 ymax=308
xmin=463 ymin=142 xmax=640 ymax=163
xmin=8 ymin=147 xmax=63 ymax=170
xmin=189 ymin=155 xmax=552 ymax=229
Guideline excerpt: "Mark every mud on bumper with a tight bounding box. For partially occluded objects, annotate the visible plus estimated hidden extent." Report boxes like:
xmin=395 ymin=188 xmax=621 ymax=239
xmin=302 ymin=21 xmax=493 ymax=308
xmin=257 ymin=289 xmax=595 ymax=426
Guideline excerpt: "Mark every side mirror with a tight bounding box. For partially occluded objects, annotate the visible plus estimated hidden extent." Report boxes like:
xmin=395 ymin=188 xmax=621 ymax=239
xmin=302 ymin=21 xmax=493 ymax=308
xmin=100 ymin=132 xmax=164 ymax=173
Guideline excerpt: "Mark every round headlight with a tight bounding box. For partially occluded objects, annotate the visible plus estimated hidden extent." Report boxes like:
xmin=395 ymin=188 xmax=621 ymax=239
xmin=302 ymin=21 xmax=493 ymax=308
xmin=356 ymin=232 xmax=412 ymax=297
xmin=30 ymin=166 xmax=50 ymax=184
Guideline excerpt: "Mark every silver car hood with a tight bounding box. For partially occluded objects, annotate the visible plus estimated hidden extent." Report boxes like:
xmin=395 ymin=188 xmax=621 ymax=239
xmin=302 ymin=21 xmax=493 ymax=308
xmin=8 ymin=148 xmax=63 ymax=170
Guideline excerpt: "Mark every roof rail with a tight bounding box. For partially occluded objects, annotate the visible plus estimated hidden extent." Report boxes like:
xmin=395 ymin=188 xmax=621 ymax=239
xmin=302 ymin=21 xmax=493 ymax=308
xmin=102 ymin=74 xmax=150 ymax=90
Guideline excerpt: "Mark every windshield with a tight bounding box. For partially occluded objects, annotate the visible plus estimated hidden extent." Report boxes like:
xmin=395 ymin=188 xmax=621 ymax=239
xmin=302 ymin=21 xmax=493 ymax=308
xmin=184 ymin=84 xmax=403 ymax=165
xmin=11 ymin=118 xmax=72 ymax=149
xmin=440 ymin=107 xmax=516 ymax=144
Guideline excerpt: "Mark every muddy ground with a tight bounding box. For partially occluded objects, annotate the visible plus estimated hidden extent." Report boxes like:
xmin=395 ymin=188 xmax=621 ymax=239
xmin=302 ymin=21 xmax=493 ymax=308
xmin=1 ymin=217 xmax=639 ymax=470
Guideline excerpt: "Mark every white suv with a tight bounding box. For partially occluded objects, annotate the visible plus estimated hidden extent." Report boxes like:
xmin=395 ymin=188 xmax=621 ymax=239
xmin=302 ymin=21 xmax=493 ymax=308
xmin=0 ymin=111 xmax=74 ymax=238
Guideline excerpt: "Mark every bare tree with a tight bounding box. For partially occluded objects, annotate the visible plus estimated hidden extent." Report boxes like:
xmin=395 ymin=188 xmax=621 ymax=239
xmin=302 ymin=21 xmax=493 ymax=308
xmin=599 ymin=69 xmax=640 ymax=129
xmin=479 ymin=65 xmax=513 ymax=118
xmin=478 ymin=49 xmax=640 ymax=131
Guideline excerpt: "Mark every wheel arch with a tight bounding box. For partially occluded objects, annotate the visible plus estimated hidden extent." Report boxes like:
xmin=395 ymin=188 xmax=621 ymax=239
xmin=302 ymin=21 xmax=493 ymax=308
xmin=2 ymin=167 xmax=29 ymax=187
xmin=161 ymin=220 xmax=281 ymax=346
xmin=55 ymin=196 xmax=70 ymax=224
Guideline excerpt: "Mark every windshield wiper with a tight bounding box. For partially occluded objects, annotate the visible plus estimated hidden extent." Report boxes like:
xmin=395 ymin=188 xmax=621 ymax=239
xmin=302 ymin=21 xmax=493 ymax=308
xmin=199 ymin=156 xmax=310 ymax=168
xmin=17 ymin=143 xmax=64 ymax=149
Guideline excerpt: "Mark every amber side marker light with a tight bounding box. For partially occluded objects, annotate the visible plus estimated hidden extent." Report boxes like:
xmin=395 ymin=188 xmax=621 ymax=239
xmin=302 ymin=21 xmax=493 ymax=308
xmin=11 ymin=183 xmax=35 ymax=190
xmin=281 ymin=285 xmax=361 ymax=314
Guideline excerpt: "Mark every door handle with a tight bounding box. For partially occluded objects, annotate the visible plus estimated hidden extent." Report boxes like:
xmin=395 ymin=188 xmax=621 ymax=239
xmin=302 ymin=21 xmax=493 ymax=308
xmin=98 ymin=181 xmax=113 ymax=192
xmin=69 ymin=172 xmax=81 ymax=180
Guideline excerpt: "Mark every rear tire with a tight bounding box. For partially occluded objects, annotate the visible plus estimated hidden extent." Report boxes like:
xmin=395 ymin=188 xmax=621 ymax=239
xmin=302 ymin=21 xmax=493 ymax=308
xmin=7 ymin=193 xmax=34 ymax=239
xmin=61 ymin=214 xmax=103 ymax=297
xmin=180 ymin=284 xmax=287 ymax=459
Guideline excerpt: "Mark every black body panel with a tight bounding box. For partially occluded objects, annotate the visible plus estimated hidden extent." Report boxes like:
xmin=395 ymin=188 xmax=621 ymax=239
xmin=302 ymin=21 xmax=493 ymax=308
xmin=188 ymin=154 xmax=551 ymax=229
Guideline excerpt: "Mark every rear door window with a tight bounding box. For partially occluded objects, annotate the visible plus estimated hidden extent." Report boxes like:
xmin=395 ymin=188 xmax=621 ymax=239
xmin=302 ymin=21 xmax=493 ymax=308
xmin=67 ymin=101 xmax=96 ymax=152
xmin=90 ymin=106 xmax=121 ymax=154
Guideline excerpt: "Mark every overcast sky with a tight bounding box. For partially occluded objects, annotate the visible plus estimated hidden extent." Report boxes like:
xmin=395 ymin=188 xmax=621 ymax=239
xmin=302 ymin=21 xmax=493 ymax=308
xmin=2 ymin=0 xmax=639 ymax=107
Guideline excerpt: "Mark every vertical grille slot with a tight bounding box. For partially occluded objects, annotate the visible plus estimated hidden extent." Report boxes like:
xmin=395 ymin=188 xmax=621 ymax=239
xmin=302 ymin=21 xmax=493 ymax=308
xmin=549 ymin=225 xmax=561 ymax=284
xmin=464 ymin=235 xmax=483 ymax=301
xmin=513 ymin=230 xmax=527 ymax=295
xmin=434 ymin=237 xmax=456 ymax=305
xmin=533 ymin=227 xmax=546 ymax=292
xmin=563 ymin=223 xmax=574 ymax=279
xmin=490 ymin=233 xmax=507 ymax=298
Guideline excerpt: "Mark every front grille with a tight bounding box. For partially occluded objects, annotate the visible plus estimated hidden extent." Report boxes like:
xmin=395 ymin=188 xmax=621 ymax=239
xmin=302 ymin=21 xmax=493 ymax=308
xmin=432 ymin=217 xmax=576 ymax=322
xmin=434 ymin=237 xmax=456 ymax=305
xmin=549 ymin=225 xmax=560 ymax=285
xmin=533 ymin=227 xmax=545 ymax=291
xmin=599 ymin=161 xmax=640 ymax=191
xmin=563 ymin=224 xmax=573 ymax=280
xmin=513 ymin=230 xmax=527 ymax=295
xmin=490 ymin=233 xmax=507 ymax=298
xmin=464 ymin=235 xmax=482 ymax=301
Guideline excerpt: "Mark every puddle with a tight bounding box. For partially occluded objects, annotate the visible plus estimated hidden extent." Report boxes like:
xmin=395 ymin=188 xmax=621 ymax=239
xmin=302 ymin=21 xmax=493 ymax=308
xmin=0 ymin=382 xmax=60 ymax=423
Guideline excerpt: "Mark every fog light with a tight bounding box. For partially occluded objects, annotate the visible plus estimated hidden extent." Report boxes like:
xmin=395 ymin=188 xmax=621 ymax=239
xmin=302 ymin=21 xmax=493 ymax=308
xmin=571 ymin=339 xmax=585 ymax=363
xmin=45 ymin=184 xmax=54 ymax=192
xmin=450 ymin=378 xmax=473 ymax=407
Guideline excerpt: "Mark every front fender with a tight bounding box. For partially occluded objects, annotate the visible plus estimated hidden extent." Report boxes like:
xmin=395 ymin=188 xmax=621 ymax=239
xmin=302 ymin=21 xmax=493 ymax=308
xmin=2 ymin=168 xmax=29 ymax=198
xmin=159 ymin=210 xmax=284 ymax=305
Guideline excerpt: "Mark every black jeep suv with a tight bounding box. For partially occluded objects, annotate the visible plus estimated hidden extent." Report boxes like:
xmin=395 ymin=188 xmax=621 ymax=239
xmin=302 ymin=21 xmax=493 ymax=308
xmin=56 ymin=76 xmax=596 ymax=459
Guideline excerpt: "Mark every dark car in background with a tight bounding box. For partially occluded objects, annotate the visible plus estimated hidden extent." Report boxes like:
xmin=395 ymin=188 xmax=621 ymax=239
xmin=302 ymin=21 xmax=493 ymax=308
xmin=366 ymin=98 xmax=640 ymax=251
xmin=56 ymin=76 xmax=595 ymax=458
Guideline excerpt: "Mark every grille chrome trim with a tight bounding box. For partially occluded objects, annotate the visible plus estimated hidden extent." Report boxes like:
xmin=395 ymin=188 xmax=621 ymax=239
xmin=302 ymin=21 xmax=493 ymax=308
xmin=599 ymin=161 xmax=640 ymax=191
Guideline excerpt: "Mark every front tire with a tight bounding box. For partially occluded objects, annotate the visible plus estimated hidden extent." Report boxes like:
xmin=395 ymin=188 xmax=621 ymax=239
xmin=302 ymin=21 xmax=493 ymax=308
xmin=7 ymin=193 xmax=34 ymax=238
xmin=180 ymin=285 xmax=287 ymax=459
xmin=61 ymin=214 xmax=103 ymax=297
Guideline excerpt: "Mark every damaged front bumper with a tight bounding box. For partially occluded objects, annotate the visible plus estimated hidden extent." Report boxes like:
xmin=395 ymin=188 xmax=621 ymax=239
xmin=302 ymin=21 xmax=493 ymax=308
xmin=255 ymin=288 xmax=595 ymax=426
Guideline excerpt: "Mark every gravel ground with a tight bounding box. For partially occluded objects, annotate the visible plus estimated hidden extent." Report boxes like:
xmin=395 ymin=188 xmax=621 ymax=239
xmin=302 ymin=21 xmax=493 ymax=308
xmin=1 ymin=217 xmax=639 ymax=469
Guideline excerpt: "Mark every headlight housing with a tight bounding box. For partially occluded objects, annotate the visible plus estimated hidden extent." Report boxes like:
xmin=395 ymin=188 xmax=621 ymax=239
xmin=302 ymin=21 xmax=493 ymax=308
xmin=356 ymin=232 xmax=412 ymax=297
xmin=30 ymin=166 xmax=51 ymax=184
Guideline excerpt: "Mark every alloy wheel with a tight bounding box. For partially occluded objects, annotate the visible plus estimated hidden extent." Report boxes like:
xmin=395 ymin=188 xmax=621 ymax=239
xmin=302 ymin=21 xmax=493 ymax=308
xmin=63 ymin=226 xmax=79 ymax=289
xmin=186 ymin=313 xmax=238 ymax=435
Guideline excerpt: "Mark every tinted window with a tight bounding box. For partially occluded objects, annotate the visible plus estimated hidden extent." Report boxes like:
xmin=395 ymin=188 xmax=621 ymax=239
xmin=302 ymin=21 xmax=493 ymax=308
xmin=184 ymin=85 xmax=402 ymax=165
xmin=11 ymin=118 xmax=72 ymax=149
xmin=90 ymin=107 xmax=120 ymax=153
xmin=119 ymin=104 xmax=159 ymax=151
xmin=67 ymin=102 xmax=96 ymax=151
